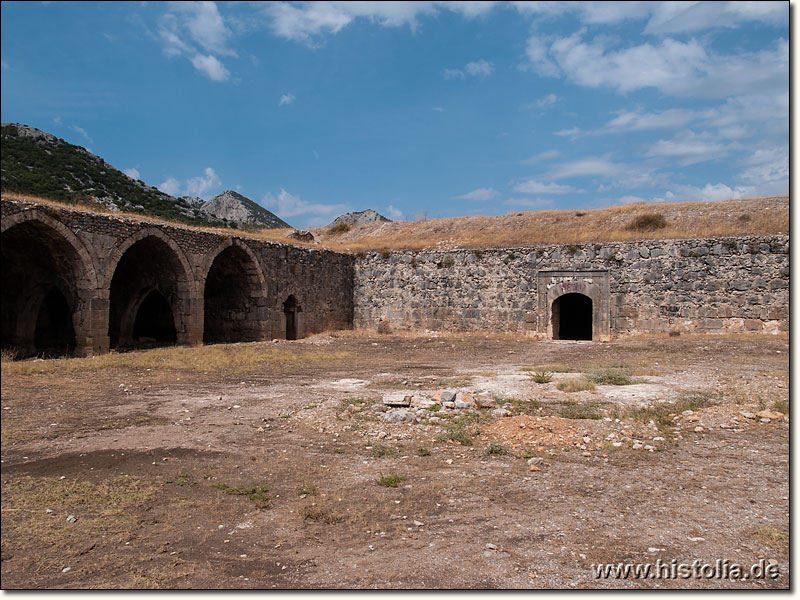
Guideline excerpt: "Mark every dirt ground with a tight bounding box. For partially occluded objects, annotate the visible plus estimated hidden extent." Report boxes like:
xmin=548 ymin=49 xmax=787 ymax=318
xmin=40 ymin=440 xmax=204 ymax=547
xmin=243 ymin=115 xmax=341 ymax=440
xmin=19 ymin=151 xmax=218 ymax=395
xmin=0 ymin=332 xmax=789 ymax=589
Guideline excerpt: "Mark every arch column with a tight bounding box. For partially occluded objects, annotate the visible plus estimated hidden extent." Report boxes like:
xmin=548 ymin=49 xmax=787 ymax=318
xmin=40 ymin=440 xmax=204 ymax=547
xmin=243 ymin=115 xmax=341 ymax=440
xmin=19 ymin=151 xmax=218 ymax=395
xmin=537 ymin=270 xmax=611 ymax=341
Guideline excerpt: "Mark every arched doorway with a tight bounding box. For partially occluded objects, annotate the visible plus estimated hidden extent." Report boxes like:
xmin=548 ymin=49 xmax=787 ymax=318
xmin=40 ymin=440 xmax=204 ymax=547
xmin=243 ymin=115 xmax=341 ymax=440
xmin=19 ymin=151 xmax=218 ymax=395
xmin=552 ymin=293 xmax=593 ymax=340
xmin=1 ymin=220 xmax=85 ymax=357
xmin=108 ymin=235 xmax=188 ymax=350
xmin=204 ymin=244 xmax=264 ymax=344
xmin=284 ymin=295 xmax=300 ymax=340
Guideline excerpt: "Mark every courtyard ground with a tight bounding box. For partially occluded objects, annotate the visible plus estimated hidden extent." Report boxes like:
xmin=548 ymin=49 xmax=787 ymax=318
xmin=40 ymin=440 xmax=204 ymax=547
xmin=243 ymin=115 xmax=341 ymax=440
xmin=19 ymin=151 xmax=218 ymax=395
xmin=0 ymin=332 xmax=789 ymax=589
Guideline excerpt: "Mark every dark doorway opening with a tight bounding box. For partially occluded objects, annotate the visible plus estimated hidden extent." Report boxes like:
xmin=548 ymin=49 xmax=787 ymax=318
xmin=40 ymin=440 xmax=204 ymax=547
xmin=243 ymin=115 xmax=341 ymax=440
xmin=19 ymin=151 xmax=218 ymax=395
xmin=132 ymin=290 xmax=177 ymax=346
xmin=108 ymin=236 xmax=186 ymax=350
xmin=33 ymin=287 xmax=76 ymax=356
xmin=2 ymin=221 xmax=82 ymax=358
xmin=204 ymin=246 xmax=263 ymax=344
xmin=552 ymin=293 xmax=593 ymax=340
xmin=284 ymin=295 xmax=299 ymax=340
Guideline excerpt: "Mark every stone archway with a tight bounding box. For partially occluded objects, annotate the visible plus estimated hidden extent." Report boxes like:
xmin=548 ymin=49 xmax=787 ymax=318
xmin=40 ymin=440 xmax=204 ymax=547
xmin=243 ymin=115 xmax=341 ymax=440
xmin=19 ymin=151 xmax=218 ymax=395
xmin=203 ymin=241 xmax=266 ymax=344
xmin=537 ymin=270 xmax=611 ymax=341
xmin=107 ymin=234 xmax=192 ymax=350
xmin=551 ymin=293 xmax=593 ymax=340
xmin=1 ymin=217 xmax=96 ymax=357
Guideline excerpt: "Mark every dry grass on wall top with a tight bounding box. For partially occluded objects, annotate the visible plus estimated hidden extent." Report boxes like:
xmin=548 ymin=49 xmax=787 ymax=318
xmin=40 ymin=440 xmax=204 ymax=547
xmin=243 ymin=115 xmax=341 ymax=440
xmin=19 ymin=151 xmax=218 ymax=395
xmin=315 ymin=196 xmax=788 ymax=252
xmin=2 ymin=192 xmax=788 ymax=253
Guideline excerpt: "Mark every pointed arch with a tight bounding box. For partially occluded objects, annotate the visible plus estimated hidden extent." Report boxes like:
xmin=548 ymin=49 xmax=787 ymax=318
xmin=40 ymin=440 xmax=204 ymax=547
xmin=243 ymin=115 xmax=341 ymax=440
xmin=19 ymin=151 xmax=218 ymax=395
xmin=106 ymin=229 xmax=195 ymax=349
xmin=202 ymin=238 xmax=267 ymax=343
xmin=1 ymin=212 xmax=97 ymax=356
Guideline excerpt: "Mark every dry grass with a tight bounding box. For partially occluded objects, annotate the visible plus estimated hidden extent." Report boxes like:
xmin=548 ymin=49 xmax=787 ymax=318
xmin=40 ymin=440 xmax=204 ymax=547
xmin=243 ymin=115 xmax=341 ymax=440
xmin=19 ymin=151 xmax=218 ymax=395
xmin=4 ymin=193 xmax=788 ymax=253
xmin=0 ymin=342 xmax=352 ymax=376
xmin=313 ymin=196 xmax=788 ymax=251
xmin=755 ymin=526 xmax=789 ymax=552
xmin=2 ymin=193 xmax=311 ymax=248
xmin=557 ymin=379 xmax=597 ymax=393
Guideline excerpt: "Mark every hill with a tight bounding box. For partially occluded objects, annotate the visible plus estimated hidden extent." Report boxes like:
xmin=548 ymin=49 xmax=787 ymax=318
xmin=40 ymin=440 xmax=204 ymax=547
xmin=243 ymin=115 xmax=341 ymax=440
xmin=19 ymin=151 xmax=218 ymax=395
xmin=305 ymin=196 xmax=789 ymax=252
xmin=201 ymin=190 xmax=290 ymax=229
xmin=330 ymin=209 xmax=390 ymax=227
xmin=0 ymin=123 xmax=288 ymax=230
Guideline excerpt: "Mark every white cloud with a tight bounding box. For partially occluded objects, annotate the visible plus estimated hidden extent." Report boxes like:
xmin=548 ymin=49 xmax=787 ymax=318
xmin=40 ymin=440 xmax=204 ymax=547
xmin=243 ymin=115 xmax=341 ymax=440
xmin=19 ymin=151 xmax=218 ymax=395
xmin=554 ymin=126 xmax=584 ymax=138
xmin=518 ymin=150 xmax=561 ymax=165
xmin=443 ymin=59 xmax=494 ymax=80
xmin=264 ymin=2 xmax=355 ymax=42
xmin=738 ymin=146 xmax=789 ymax=195
xmin=529 ymin=32 xmax=788 ymax=99
xmin=69 ymin=125 xmax=93 ymax=144
xmin=442 ymin=1 xmax=498 ymax=18
xmin=158 ymin=177 xmax=182 ymax=196
xmin=546 ymin=156 xmax=624 ymax=180
xmin=432 ymin=106 xmax=446 ymax=112
xmin=156 ymin=167 xmax=221 ymax=198
xmin=534 ymin=93 xmax=559 ymax=108
xmin=525 ymin=36 xmax=559 ymax=77
xmin=158 ymin=2 xmax=233 ymax=81
xmin=190 ymin=53 xmax=230 ymax=81
xmin=262 ymin=188 xmax=348 ymax=219
xmin=503 ymin=197 xmax=553 ymax=209
xmin=279 ymin=93 xmax=296 ymax=106
xmin=173 ymin=1 xmax=233 ymax=55
xmin=386 ymin=204 xmax=404 ymax=220
xmin=656 ymin=183 xmax=757 ymax=203
xmin=512 ymin=179 xmax=573 ymax=194
xmin=124 ymin=168 xmax=141 ymax=180
xmin=646 ymin=131 xmax=729 ymax=164
xmin=644 ymin=1 xmax=787 ymax=35
xmin=465 ymin=59 xmax=493 ymax=78
xmin=453 ymin=187 xmax=500 ymax=201
xmin=1 ymin=59 xmax=8 ymax=70
xmin=186 ymin=167 xmax=221 ymax=197
xmin=603 ymin=108 xmax=698 ymax=132
xmin=262 ymin=2 xmax=501 ymax=43
xmin=511 ymin=1 xmax=785 ymax=32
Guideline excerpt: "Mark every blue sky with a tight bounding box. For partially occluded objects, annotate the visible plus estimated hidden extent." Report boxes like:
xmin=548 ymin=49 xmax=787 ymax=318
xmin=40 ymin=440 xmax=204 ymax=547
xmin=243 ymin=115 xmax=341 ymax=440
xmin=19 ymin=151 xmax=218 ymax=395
xmin=0 ymin=1 xmax=789 ymax=228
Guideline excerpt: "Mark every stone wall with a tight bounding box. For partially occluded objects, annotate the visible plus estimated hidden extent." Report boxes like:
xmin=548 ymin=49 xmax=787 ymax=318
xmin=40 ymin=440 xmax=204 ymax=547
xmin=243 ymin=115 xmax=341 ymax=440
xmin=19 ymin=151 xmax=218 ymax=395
xmin=2 ymin=196 xmax=789 ymax=357
xmin=353 ymin=236 xmax=789 ymax=338
xmin=1 ymin=198 xmax=354 ymax=355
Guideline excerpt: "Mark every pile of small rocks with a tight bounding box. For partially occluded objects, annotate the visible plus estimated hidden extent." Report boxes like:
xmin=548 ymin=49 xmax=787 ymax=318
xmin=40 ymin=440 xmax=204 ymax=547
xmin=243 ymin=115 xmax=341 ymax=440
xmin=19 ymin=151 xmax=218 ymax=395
xmin=379 ymin=389 xmax=505 ymax=424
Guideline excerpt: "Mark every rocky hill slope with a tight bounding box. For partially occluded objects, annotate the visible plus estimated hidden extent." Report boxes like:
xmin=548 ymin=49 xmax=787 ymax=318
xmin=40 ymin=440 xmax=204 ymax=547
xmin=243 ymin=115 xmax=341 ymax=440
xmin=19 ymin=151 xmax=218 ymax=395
xmin=330 ymin=209 xmax=390 ymax=227
xmin=0 ymin=123 xmax=288 ymax=230
xmin=200 ymin=190 xmax=289 ymax=229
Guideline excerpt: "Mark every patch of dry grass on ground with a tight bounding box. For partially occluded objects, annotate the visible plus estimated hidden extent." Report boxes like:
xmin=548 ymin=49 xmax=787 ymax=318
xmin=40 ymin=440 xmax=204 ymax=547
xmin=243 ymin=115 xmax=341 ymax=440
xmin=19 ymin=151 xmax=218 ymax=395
xmin=4 ymin=193 xmax=788 ymax=252
xmin=0 ymin=342 xmax=352 ymax=376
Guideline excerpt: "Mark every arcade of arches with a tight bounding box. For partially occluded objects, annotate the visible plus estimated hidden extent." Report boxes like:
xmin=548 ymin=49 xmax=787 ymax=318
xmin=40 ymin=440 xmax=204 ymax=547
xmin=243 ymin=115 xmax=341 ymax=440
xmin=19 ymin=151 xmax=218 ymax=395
xmin=0 ymin=219 xmax=308 ymax=357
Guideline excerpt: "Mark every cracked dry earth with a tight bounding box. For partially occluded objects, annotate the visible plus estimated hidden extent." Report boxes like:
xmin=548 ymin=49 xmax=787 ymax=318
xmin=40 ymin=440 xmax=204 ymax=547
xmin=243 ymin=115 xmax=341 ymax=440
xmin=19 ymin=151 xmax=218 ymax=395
xmin=0 ymin=333 xmax=789 ymax=589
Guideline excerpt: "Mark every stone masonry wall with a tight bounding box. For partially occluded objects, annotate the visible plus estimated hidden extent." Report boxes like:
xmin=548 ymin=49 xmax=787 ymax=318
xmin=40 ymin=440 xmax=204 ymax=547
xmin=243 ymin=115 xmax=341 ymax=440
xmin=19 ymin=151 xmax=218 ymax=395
xmin=2 ymin=196 xmax=789 ymax=354
xmin=1 ymin=198 xmax=354 ymax=354
xmin=353 ymin=236 xmax=789 ymax=338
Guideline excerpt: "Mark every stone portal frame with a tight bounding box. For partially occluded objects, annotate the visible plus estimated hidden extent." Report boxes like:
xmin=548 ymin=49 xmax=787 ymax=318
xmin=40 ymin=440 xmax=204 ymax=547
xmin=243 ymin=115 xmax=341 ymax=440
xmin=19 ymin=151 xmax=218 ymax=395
xmin=537 ymin=270 xmax=610 ymax=341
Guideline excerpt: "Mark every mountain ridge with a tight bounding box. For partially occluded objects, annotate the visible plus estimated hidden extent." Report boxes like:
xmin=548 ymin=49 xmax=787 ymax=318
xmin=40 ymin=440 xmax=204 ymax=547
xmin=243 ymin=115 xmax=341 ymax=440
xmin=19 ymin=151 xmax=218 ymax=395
xmin=0 ymin=123 xmax=288 ymax=229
